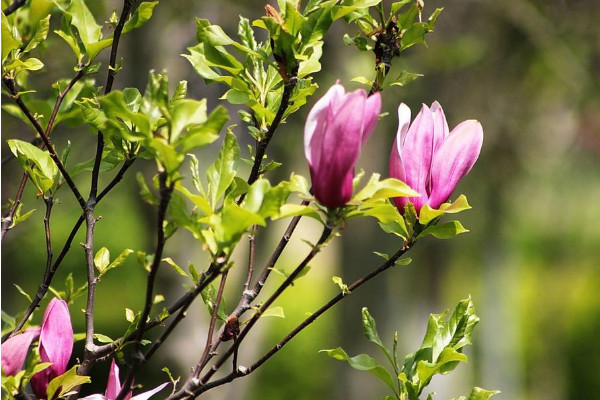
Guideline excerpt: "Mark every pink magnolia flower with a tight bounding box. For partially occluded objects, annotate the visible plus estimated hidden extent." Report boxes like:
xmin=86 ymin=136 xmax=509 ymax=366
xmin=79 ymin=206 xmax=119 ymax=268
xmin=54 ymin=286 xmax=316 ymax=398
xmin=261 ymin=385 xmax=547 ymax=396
xmin=1 ymin=328 xmax=41 ymax=376
xmin=389 ymin=101 xmax=483 ymax=215
xmin=304 ymin=82 xmax=381 ymax=208
xmin=31 ymin=298 xmax=74 ymax=398
xmin=80 ymin=359 xmax=168 ymax=400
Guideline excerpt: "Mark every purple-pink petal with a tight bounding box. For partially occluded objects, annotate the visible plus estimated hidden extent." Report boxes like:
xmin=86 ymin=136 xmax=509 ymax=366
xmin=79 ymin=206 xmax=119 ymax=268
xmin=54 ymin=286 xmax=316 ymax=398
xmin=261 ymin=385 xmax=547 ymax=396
xmin=305 ymin=82 xmax=381 ymax=208
xmin=304 ymin=83 xmax=345 ymax=166
xmin=361 ymin=91 xmax=382 ymax=146
xmin=400 ymin=104 xmax=434 ymax=211
xmin=130 ymin=383 xmax=169 ymax=400
xmin=0 ymin=328 xmax=41 ymax=376
xmin=389 ymin=102 xmax=483 ymax=216
xmin=105 ymin=359 xmax=122 ymax=400
xmin=31 ymin=298 xmax=73 ymax=399
xmin=429 ymin=120 xmax=483 ymax=208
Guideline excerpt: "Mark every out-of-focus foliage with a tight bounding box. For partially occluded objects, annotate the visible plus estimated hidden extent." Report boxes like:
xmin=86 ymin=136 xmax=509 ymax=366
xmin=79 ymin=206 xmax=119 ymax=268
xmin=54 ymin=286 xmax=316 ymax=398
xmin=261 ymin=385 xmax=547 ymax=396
xmin=2 ymin=0 xmax=600 ymax=399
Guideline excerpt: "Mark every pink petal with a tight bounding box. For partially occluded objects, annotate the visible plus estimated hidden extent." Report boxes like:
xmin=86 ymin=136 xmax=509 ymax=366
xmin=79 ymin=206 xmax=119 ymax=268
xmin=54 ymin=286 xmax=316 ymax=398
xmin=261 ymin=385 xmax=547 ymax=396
xmin=1 ymin=328 xmax=41 ymax=376
xmin=429 ymin=120 xmax=483 ymax=208
xmin=360 ymin=91 xmax=382 ymax=145
xmin=304 ymin=83 xmax=345 ymax=166
xmin=39 ymin=298 xmax=73 ymax=373
xmin=400 ymin=104 xmax=434 ymax=211
xmin=130 ymin=382 xmax=169 ymax=400
xmin=31 ymin=298 xmax=73 ymax=398
xmin=79 ymin=395 xmax=107 ymax=400
xmin=311 ymin=91 xmax=366 ymax=207
xmin=105 ymin=359 xmax=122 ymax=400
xmin=389 ymin=139 xmax=408 ymax=212
xmin=430 ymin=101 xmax=449 ymax=152
xmin=396 ymin=103 xmax=412 ymax=148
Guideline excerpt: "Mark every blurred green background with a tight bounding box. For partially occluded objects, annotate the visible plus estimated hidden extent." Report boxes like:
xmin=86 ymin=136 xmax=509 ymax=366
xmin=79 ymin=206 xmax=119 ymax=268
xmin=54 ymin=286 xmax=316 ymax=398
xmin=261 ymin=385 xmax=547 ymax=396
xmin=2 ymin=0 xmax=600 ymax=399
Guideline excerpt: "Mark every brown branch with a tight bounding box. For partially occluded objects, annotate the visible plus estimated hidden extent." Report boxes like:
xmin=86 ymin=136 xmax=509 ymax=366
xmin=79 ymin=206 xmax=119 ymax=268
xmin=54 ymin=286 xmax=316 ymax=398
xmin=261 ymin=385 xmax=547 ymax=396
xmin=2 ymin=78 xmax=86 ymax=209
xmin=42 ymin=197 xmax=54 ymax=276
xmin=194 ymin=200 xmax=309 ymax=374
xmin=193 ymin=270 xmax=228 ymax=379
xmin=114 ymin=171 xmax=174 ymax=400
xmin=4 ymin=158 xmax=136 ymax=341
xmin=2 ymin=0 xmax=27 ymax=16
xmin=1 ymin=172 xmax=29 ymax=240
xmin=190 ymin=242 xmax=412 ymax=397
xmin=2 ymin=69 xmax=86 ymax=241
xmin=170 ymin=226 xmax=333 ymax=400
xmin=245 ymin=78 xmax=297 ymax=188
xmin=77 ymin=0 xmax=136 ymax=384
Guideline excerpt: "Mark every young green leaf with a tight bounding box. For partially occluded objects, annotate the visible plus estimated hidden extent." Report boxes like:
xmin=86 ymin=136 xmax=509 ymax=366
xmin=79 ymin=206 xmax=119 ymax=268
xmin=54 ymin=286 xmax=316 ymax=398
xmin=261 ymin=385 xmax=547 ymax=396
xmin=207 ymin=128 xmax=240 ymax=208
xmin=320 ymin=347 xmax=398 ymax=393
xmin=46 ymin=365 xmax=90 ymax=400
xmin=416 ymin=221 xmax=469 ymax=240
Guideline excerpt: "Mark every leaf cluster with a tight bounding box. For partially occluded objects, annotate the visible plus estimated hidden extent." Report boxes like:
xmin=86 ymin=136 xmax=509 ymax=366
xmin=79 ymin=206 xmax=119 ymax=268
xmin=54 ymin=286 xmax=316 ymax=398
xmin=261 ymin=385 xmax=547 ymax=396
xmin=321 ymin=298 xmax=499 ymax=400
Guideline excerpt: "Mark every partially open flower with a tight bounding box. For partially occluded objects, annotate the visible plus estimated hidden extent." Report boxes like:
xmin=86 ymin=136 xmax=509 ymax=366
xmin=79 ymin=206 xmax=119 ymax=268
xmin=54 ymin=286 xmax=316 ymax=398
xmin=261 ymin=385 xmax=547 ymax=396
xmin=30 ymin=298 xmax=74 ymax=399
xmin=389 ymin=101 xmax=483 ymax=215
xmin=1 ymin=328 xmax=41 ymax=376
xmin=304 ymin=82 xmax=381 ymax=208
xmin=80 ymin=359 xmax=168 ymax=400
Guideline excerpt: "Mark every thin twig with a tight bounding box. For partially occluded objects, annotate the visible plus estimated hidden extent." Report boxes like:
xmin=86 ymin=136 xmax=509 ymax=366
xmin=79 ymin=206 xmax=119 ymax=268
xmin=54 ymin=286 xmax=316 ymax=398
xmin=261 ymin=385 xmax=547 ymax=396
xmin=245 ymin=78 xmax=297 ymax=188
xmin=89 ymin=264 xmax=222 ymax=362
xmin=2 ymin=69 xmax=86 ymax=241
xmin=171 ymin=226 xmax=333 ymax=400
xmin=189 ymin=243 xmax=412 ymax=397
xmin=197 ymin=201 xmax=308 ymax=372
xmin=2 ymin=78 xmax=86 ymax=209
xmin=4 ymin=159 xmax=136 ymax=341
xmin=42 ymin=197 xmax=54 ymax=276
xmin=2 ymin=0 xmax=27 ymax=16
xmin=1 ymin=173 xmax=29 ymax=240
xmin=77 ymin=0 xmax=136 ymax=383
xmin=115 ymin=172 xmax=174 ymax=400
xmin=243 ymin=225 xmax=258 ymax=294
xmin=194 ymin=270 xmax=228 ymax=378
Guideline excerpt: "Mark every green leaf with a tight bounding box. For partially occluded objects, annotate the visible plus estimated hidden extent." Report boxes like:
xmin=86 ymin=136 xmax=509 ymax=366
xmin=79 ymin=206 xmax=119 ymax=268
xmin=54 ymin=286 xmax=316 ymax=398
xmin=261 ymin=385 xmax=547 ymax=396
xmin=125 ymin=308 xmax=135 ymax=323
xmin=169 ymin=98 xmax=207 ymax=142
xmin=320 ymin=347 xmax=397 ymax=393
xmin=416 ymin=220 xmax=468 ymax=240
xmin=274 ymin=203 xmax=323 ymax=222
xmin=23 ymin=14 xmax=51 ymax=54
xmin=332 ymin=276 xmax=350 ymax=295
xmin=6 ymin=139 xmax=58 ymax=193
xmin=93 ymin=247 xmax=110 ymax=273
xmin=13 ymin=284 xmax=32 ymax=302
xmin=419 ymin=195 xmax=471 ymax=226
xmin=207 ymin=128 xmax=239 ymax=207
xmin=460 ymin=387 xmax=501 ymax=400
xmin=178 ymin=105 xmax=228 ymax=153
xmin=383 ymin=70 xmax=423 ymax=88
xmin=353 ymin=175 xmax=420 ymax=202
xmin=163 ymin=257 xmax=190 ymax=278
xmin=262 ymin=306 xmax=285 ymax=318
xmin=46 ymin=365 xmax=90 ymax=400
xmin=402 ymin=298 xmax=480 ymax=394
xmin=362 ymin=308 xmax=398 ymax=371
xmin=416 ymin=347 xmax=468 ymax=387
xmin=210 ymin=202 xmax=265 ymax=252
xmin=3 ymin=57 xmax=45 ymax=74
xmin=122 ymin=1 xmax=158 ymax=33
xmin=93 ymin=333 xmax=113 ymax=344
xmin=238 ymin=16 xmax=257 ymax=50
xmin=103 ymin=249 xmax=134 ymax=274
xmin=52 ymin=0 xmax=102 ymax=48
xmin=1 ymin=13 xmax=21 ymax=62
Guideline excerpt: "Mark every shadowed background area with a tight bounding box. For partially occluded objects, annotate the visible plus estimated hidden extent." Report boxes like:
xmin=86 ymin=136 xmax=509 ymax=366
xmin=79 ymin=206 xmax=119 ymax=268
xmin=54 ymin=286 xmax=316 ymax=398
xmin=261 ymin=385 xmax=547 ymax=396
xmin=2 ymin=0 xmax=600 ymax=399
